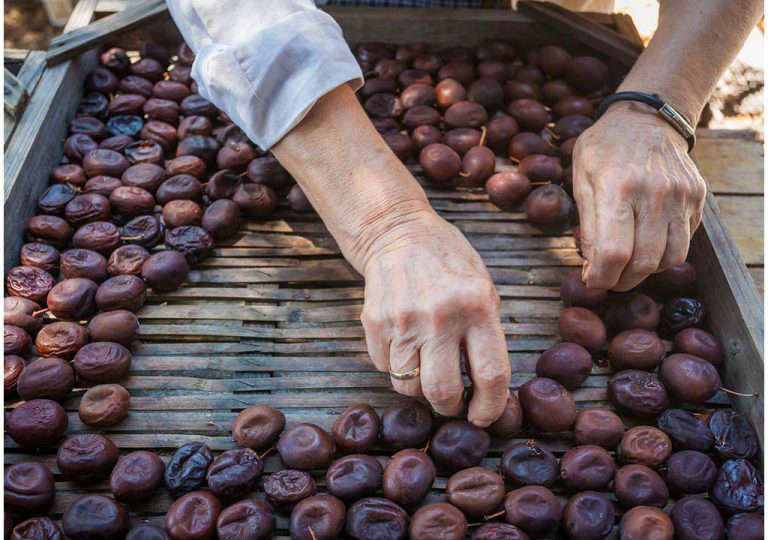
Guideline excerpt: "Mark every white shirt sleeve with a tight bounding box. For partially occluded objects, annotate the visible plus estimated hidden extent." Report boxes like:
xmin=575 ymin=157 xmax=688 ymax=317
xmin=166 ymin=0 xmax=363 ymax=150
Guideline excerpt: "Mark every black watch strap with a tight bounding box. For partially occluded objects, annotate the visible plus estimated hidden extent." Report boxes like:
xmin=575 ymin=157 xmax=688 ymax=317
xmin=594 ymin=91 xmax=696 ymax=152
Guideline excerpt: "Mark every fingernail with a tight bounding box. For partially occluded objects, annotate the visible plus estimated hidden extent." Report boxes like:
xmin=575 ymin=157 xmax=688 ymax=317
xmin=581 ymin=261 xmax=590 ymax=282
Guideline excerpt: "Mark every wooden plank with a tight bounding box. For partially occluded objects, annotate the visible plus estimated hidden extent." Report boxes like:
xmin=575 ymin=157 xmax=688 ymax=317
xmin=695 ymin=129 xmax=764 ymax=195
xmin=3 ymin=0 xmax=99 ymax=273
xmin=4 ymin=51 xmax=47 ymax=148
xmin=688 ymin=192 xmax=764 ymax=454
xmin=612 ymin=12 xmax=644 ymax=48
xmin=713 ymin=195 xmax=764 ymax=266
xmin=46 ymin=0 xmax=167 ymax=65
xmin=517 ymin=1 xmax=642 ymax=65
xmin=4 ymin=68 xmax=28 ymax=118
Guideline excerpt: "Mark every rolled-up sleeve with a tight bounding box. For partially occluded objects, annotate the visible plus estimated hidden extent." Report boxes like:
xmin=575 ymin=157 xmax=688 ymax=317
xmin=166 ymin=0 xmax=363 ymax=150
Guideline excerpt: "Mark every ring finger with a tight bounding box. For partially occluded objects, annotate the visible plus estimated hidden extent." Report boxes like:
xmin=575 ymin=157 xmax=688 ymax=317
xmin=389 ymin=340 xmax=423 ymax=397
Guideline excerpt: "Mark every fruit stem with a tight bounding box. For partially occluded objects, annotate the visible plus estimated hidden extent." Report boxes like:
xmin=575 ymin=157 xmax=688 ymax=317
xmin=308 ymin=527 xmax=317 ymax=540
xmin=719 ymin=386 xmax=759 ymax=397
xmin=120 ymin=235 xmax=145 ymax=241
xmin=484 ymin=510 xmax=505 ymax=521
xmin=364 ymin=70 xmax=376 ymax=79
xmin=510 ymin=157 xmax=520 ymax=165
xmin=259 ymin=446 xmax=275 ymax=459
xmin=66 ymin=183 xmax=83 ymax=193
xmin=479 ymin=126 xmax=487 ymax=147
xmin=545 ymin=126 xmax=560 ymax=140
xmin=32 ymin=308 xmax=49 ymax=317
xmin=420 ymin=440 xmax=430 ymax=453
xmin=530 ymin=181 xmax=551 ymax=187
xmin=458 ymin=172 xmax=470 ymax=178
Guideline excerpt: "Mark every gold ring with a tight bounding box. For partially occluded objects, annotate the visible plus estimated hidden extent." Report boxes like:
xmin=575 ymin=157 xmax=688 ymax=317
xmin=389 ymin=366 xmax=420 ymax=380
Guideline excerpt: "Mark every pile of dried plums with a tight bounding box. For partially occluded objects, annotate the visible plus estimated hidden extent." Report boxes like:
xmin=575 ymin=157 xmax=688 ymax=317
xmin=3 ymin=38 xmax=763 ymax=540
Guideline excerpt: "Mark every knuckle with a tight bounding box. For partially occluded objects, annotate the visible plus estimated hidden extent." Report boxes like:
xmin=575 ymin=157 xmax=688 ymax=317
xmin=475 ymin=361 xmax=510 ymax=388
xmin=393 ymin=381 xmax=422 ymax=397
xmin=393 ymin=308 xmax=414 ymax=332
xmin=599 ymin=245 xmax=632 ymax=267
xmin=628 ymin=256 xmax=660 ymax=275
xmin=424 ymin=382 xmax=462 ymax=407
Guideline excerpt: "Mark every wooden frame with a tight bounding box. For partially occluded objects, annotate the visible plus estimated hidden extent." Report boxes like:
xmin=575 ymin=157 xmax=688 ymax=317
xmin=5 ymin=2 xmax=763 ymax=528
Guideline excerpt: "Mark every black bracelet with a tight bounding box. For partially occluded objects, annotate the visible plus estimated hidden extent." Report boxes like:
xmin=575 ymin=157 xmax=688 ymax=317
xmin=594 ymin=91 xmax=696 ymax=152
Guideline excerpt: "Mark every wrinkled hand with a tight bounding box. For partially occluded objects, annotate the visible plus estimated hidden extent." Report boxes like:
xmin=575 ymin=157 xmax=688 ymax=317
xmin=573 ymin=101 xmax=707 ymax=291
xmin=360 ymin=212 xmax=510 ymax=427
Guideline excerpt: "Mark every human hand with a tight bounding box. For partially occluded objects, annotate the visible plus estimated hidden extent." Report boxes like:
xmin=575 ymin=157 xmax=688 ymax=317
xmin=359 ymin=209 xmax=510 ymax=427
xmin=573 ymin=101 xmax=707 ymax=291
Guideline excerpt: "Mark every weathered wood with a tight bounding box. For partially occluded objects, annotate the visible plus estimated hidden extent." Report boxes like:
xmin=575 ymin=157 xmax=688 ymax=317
xmin=696 ymin=129 xmax=764 ymax=195
xmin=46 ymin=0 xmax=167 ymax=65
xmin=3 ymin=68 xmax=28 ymax=119
xmin=688 ymin=192 xmax=764 ymax=454
xmin=517 ymin=1 xmax=642 ymax=65
xmin=713 ymin=195 xmax=764 ymax=266
xmin=3 ymin=0 xmax=99 ymax=273
xmin=4 ymin=51 xmax=47 ymax=148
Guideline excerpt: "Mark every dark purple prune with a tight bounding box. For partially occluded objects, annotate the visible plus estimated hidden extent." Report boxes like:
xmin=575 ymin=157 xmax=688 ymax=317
xmin=290 ymin=494 xmax=345 ymax=540
xmin=60 ymin=248 xmax=109 ymax=282
xmin=141 ymin=250 xmax=189 ymax=292
xmin=165 ymin=491 xmax=221 ymax=540
xmin=101 ymin=47 xmax=130 ymax=75
xmin=619 ymin=426 xmax=673 ymax=468
xmin=109 ymin=450 xmax=165 ymax=502
xmin=233 ymin=184 xmax=278 ymax=217
xmin=178 ymin=115 xmax=213 ymax=139
xmin=561 ymin=491 xmax=615 ymax=540
xmin=10 ymin=517 xmax=64 ymax=540
xmin=106 ymin=115 xmax=144 ymax=138
xmin=382 ymin=449 xmax=436 ymax=508
xmin=5 ymin=325 xmax=31 ymax=356
xmin=73 ymin=341 xmax=132 ymax=383
xmin=277 ymin=424 xmax=335 ymax=471
xmin=88 ymin=310 xmax=139 ymax=346
xmin=435 ymin=78 xmax=467 ymax=109
xmin=62 ymin=494 xmax=129 ymax=540
xmin=559 ymin=445 xmax=616 ymax=491
xmin=6 ymin=399 xmax=68 ymax=449
xmin=72 ymin=221 xmax=121 ymax=255
xmin=673 ymin=328 xmax=724 ymax=367
xmin=246 ymin=155 xmax=290 ymax=188
xmin=201 ymin=199 xmax=240 ymax=240
xmin=471 ymin=523 xmax=528 ymax=540
xmin=535 ymin=342 xmax=592 ymax=390
xmin=64 ymin=134 xmax=99 ymax=162
xmin=500 ymin=440 xmax=558 ymax=487
xmin=608 ymin=369 xmax=669 ymax=418
xmin=157 ymin=174 xmax=204 ymax=204
xmin=50 ymin=163 xmax=87 ymax=186
xmin=181 ymin=94 xmax=218 ymax=118
xmin=409 ymin=503 xmax=467 ymax=540
xmin=380 ymin=399 xmax=434 ymax=449
xmin=709 ymin=409 xmax=758 ymax=460
xmin=345 ymin=498 xmax=408 ymax=540
xmin=121 ymin=163 xmax=166 ymax=192
xmin=662 ymin=450 xmax=717 ymax=494
xmin=37 ymin=184 xmax=78 ymax=215
xmin=507 ymin=99 xmax=548 ymax=132
xmin=264 ymin=470 xmax=316 ymax=509
xmin=217 ymin=141 xmax=258 ymax=173
xmin=141 ymin=120 xmax=178 ymax=151
xmin=608 ymin=329 xmax=665 ymax=372
xmin=95 ymin=274 xmax=147 ymax=312
xmin=130 ymin=57 xmax=164 ymax=81
xmin=382 ymin=131 xmax=418 ymax=161
xmin=444 ymin=101 xmax=487 ymax=129
xmin=20 ymin=243 xmax=60 ymax=274
xmin=419 ymin=143 xmax=461 ymax=184
xmin=503 ymin=486 xmax=561 ymax=538
xmin=646 ymin=262 xmax=697 ymax=298
xmin=140 ymin=41 xmax=170 ymax=63
xmin=669 ymin=496 xmax=724 ymax=540
xmin=125 ymin=139 xmax=164 ymax=165
xmin=326 ymin=454 xmax=383 ymax=503
xmin=119 ymin=75 xmax=153 ymax=97
xmin=164 ymin=226 xmax=214 ymax=264
xmin=4 ymin=297 xmax=44 ymax=335
xmin=429 ymin=419 xmax=490 ymax=472
xmin=107 ymin=93 xmax=147 ymax=116
xmin=725 ymin=513 xmax=763 ymax=540
xmin=446 ymin=467 xmax=505 ymax=519
xmin=46 ymin=278 xmax=99 ymax=320
xmin=25 ymin=215 xmax=74 ymax=247
xmin=143 ymin=97 xmax=180 ymax=125
xmin=216 ymin=499 xmax=275 ymax=540
xmin=122 ymin=215 xmax=164 ymax=249
xmin=659 ymin=353 xmax=721 ymax=404
xmin=177 ymin=42 xmax=196 ymax=66
xmin=488 ymin=393 xmax=523 ymax=438
xmin=57 ymin=434 xmax=118 ymax=483
xmin=659 ymin=297 xmax=705 ymax=337
xmin=6 ymin=265 xmax=56 ymax=304
xmin=164 ymin=442 xmax=214 ymax=498
xmin=614 ymin=464 xmax=669 ymax=508
xmin=4 ymin=461 xmax=56 ymax=514
xmin=83 ymin=148 xmax=130 ymax=177
xmin=206 ymin=448 xmax=263 ymax=500
xmin=205 ymin=170 xmax=241 ymax=200
xmin=153 ymin=81 xmax=191 ymax=103
xmin=100 ymin=133 xmax=135 ymax=151
xmin=525 ymin=184 xmax=574 ymax=229
xmin=65 ymin=193 xmax=112 ymax=226
xmin=657 ymin=409 xmax=714 ymax=451
xmin=518 ymin=377 xmax=577 ymax=432
xmin=86 ymin=67 xmax=119 ymax=94
xmin=108 ymin=244 xmax=150 ymax=276
xmin=332 ymin=403 xmax=380 ymax=453
xmin=364 ymin=93 xmax=404 ymax=118
xmin=35 ymin=321 xmax=88 ymax=359
xmin=163 ymin=200 xmax=202 ymax=228
xmin=176 ymin=135 xmax=221 ymax=163
xmin=398 ymin=68 xmax=433 ymax=87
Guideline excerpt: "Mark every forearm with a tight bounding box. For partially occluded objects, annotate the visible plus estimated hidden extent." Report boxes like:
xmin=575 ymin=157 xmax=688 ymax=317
xmin=272 ymin=84 xmax=436 ymax=273
xmin=618 ymin=0 xmax=762 ymax=124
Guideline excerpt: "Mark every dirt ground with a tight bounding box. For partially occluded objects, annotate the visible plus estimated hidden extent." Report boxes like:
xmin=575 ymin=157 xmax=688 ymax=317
xmin=3 ymin=1 xmax=763 ymax=133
